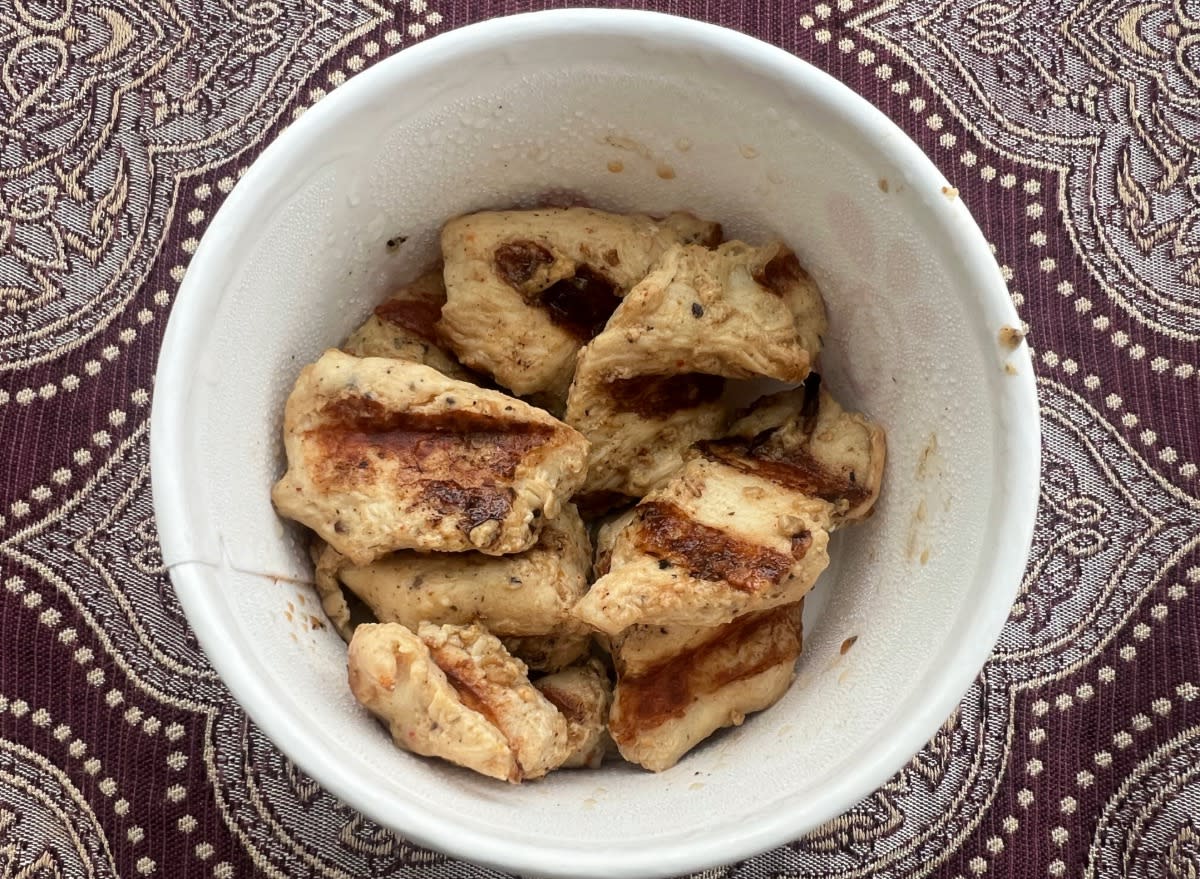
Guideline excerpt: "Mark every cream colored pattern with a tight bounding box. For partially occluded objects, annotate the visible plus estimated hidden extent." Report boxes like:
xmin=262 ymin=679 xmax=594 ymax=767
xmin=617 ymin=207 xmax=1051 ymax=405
xmin=1085 ymin=720 xmax=1200 ymax=879
xmin=0 ymin=0 xmax=388 ymax=370
xmin=851 ymin=0 xmax=1200 ymax=340
xmin=0 ymin=729 xmax=119 ymax=877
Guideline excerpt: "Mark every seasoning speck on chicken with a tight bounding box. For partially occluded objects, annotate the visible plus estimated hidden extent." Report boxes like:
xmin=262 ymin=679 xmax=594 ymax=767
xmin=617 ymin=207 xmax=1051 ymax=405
xmin=272 ymin=350 xmax=589 ymax=564
xmin=348 ymin=622 xmax=572 ymax=782
xmin=437 ymin=207 xmax=722 ymax=403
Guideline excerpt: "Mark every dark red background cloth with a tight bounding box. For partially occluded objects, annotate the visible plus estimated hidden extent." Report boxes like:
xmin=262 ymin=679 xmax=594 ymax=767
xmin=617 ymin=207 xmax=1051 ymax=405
xmin=1 ymin=1 xmax=1198 ymax=876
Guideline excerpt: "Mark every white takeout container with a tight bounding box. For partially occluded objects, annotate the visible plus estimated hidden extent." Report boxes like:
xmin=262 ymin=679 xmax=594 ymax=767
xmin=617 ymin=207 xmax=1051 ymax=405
xmin=150 ymin=10 xmax=1039 ymax=879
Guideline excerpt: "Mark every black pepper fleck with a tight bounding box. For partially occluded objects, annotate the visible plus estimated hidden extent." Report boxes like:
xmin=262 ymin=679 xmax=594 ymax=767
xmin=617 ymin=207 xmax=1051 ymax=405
xmin=691 ymin=302 xmax=704 ymax=318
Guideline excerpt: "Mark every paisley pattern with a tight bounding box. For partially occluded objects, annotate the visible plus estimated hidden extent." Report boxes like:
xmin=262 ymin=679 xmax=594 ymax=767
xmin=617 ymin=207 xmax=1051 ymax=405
xmin=0 ymin=740 xmax=118 ymax=879
xmin=0 ymin=0 xmax=387 ymax=367
xmin=853 ymin=0 xmax=1200 ymax=338
xmin=1086 ymin=724 xmax=1200 ymax=879
xmin=0 ymin=0 xmax=1198 ymax=876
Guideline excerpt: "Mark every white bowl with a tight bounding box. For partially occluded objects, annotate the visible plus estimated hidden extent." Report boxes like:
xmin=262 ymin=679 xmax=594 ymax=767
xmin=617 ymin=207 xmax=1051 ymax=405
xmin=150 ymin=10 xmax=1039 ymax=878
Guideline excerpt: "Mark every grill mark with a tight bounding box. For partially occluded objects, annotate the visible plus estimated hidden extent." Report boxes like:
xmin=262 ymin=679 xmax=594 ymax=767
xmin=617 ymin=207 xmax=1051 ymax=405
xmin=609 ymin=605 xmax=801 ymax=739
xmin=697 ymin=441 xmax=870 ymax=507
xmin=539 ymin=266 xmax=622 ymax=340
xmin=373 ymin=297 xmax=443 ymax=343
xmin=752 ymin=247 xmax=808 ymax=296
xmin=309 ymin=397 xmax=553 ymax=502
xmin=633 ymin=501 xmax=806 ymax=593
xmin=605 ymin=373 xmax=725 ymax=418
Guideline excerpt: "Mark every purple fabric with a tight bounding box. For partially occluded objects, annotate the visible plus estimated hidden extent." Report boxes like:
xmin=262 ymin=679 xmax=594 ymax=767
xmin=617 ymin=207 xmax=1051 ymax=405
xmin=1 ymin=1 xmax=1198 ymax=876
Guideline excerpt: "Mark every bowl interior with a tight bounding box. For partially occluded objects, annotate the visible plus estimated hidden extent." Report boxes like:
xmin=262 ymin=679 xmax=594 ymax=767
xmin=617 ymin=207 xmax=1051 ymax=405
xmin=152 ymin=12 xmax=1037 ymax=878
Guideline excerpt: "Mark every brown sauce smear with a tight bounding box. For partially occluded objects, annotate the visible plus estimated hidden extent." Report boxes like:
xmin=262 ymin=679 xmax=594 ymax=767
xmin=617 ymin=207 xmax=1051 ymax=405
xmin=698 ymin=441 xmax=869 ymax=507
xmin=633 ymin=500 xmax=806 ymax=593
xmin=752 ymin=247 xmax=808 ymax=296
xmin=373 ymin=297 xmax=443 ymax=342
xmin=310 ymin=398 xmax=552 ymax=512
xmin=606 ymin=373 xmax=724 ymax=417
xmin=494 ymin=240 xmax=554 ymax=286
xmin=539 ymin=266 xmax=622 ymax=339
xmin=610 ymin=605 xmax=801 ymax=739
xmin=494 ymin=239 xmax=621 ymax=339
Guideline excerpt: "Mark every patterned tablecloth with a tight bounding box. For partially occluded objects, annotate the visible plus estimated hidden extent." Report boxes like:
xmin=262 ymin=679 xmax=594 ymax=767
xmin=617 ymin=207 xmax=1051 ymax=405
xmin=1 ymin=0 xmax=1198 ymax=876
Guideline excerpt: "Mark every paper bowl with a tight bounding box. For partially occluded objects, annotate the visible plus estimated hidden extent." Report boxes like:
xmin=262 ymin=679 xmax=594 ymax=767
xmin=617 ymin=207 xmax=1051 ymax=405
xmin=150 ymin=10 xmax=1039 ymax=878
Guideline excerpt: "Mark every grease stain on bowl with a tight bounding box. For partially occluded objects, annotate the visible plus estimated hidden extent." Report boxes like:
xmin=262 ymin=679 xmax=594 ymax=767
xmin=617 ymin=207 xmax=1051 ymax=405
xmin=602 ymin=134 xmax=652 ymax=160
xmin=916 ymin=433 xmax=940 ymax=480
xmin=907 ymin=498 xmax=930 ymax=563
xmin=908 ymin=434 xmax=942 ymax=563
xmin=998 ymin=325 xmax=1025 ymax=349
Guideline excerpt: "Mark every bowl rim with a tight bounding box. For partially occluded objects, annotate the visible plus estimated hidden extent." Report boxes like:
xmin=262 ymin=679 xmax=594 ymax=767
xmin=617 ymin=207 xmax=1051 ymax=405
xmin=151 ymin=8 xmax=1040 ymax=878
